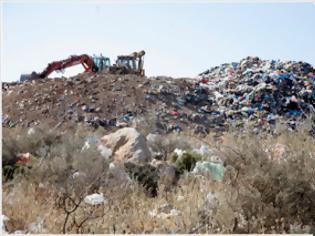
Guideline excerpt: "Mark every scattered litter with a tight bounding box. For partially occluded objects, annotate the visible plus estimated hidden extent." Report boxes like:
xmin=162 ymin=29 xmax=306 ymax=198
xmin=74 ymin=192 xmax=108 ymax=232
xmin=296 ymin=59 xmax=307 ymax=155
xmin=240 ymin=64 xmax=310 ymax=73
xmin=81 ymin=136 xmax=98 ymax=152
xmin=27 ymin=217 xmax=46 ymax=233
xmin=177 ymin=195 xmax=185 ymax=201
xmin=1 ymin=215 xmax=9 ymax=234
xmin=71 ymin=171 xmax=86 ymax=179
xmin=148 ymin=203 xmax=180 ymax=219
xmin=84 ymin=193 xmax=106 ymax=205
xmin=13 ymin=230 xmax=26 ymax=234
xmin=192 ymin=161 xmax=225 ymax=181
xmin=174 ymin=148 xmax=185 ymax=157
xmin=97 ymin=144 xmax=112 ymax=160
xmin=203 ymin=191 xmax=219 ymax=213
xmin=194 ymin=144 xmax=213 ymax=157
xmin=27 ymin=127 xmax=36 ymax=136
xmin=16 ymin=152 xmax=31 ymax=164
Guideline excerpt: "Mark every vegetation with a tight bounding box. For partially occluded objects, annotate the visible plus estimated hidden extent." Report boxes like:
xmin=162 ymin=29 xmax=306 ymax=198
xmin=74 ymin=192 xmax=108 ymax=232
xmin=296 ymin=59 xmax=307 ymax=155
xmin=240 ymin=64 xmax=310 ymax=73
xmin=2 ymin=123 xmax=315 ymax=233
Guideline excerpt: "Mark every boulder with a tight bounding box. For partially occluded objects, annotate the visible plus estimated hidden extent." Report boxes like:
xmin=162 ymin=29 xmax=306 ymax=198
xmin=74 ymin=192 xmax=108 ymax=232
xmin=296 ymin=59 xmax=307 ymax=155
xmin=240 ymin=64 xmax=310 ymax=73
xmin=100 ymin=128 xmax=152 ymax=164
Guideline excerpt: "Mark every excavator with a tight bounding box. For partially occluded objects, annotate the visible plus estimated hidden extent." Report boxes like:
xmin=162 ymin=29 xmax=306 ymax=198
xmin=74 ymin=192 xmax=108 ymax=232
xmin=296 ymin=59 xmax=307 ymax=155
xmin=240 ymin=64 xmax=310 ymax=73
xmin=20 ymin=50 xmax=145 ymax=82
xmin=20 ymin=54 xmax=110 ymax=82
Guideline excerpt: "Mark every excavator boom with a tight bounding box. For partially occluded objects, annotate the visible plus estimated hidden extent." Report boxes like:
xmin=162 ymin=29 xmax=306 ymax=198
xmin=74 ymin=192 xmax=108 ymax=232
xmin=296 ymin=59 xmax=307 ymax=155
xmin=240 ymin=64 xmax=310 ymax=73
xmin=20 ymin=54 xmax=97 ymax=82
xmin=39 ymin=54 xmax=95 ymax=78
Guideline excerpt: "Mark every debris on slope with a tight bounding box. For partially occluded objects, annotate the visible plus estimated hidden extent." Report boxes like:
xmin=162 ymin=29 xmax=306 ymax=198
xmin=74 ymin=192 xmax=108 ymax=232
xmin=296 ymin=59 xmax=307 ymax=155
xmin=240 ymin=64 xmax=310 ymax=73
xmin=2 ymin=56 xmax=315 ymax=135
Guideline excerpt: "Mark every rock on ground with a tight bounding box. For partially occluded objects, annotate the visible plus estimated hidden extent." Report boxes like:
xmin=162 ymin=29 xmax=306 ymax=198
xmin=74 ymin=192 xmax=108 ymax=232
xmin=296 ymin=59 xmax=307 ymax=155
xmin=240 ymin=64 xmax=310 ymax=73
xmin=100 ymin=127 xmax=152 ymax=164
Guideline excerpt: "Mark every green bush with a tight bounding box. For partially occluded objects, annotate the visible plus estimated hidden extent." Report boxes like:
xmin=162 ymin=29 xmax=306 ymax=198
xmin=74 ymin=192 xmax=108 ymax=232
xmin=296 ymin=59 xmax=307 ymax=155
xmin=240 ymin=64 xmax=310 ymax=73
xmin=170 ymin=150 xmax=202 ymax=174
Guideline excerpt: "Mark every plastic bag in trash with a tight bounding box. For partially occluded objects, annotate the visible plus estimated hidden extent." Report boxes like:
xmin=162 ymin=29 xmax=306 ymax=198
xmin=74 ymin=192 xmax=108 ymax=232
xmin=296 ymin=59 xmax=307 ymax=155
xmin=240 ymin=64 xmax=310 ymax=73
xmin=192 ymin=161 xmax=225 ymax=181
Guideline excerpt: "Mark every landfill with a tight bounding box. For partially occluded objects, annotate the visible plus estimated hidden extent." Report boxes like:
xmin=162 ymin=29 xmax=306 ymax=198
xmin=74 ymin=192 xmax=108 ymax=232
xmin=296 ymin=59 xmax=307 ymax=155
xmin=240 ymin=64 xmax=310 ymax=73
xmin=198 ymin=56 xmax=315 ymax=132
xmin=2 ymin=56 xmax=315 ymax=135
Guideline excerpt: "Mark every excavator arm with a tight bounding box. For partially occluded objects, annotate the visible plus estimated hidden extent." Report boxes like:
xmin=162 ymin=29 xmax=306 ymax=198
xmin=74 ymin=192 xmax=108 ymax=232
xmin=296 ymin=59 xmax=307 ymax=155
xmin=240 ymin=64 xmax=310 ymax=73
xmin=20 ymin=54 xmax=96 ymax=81
xmin=131 ymin=50 xmax=145 ymax=75
xmin=39 ymin=54 xmax=95 ymax=78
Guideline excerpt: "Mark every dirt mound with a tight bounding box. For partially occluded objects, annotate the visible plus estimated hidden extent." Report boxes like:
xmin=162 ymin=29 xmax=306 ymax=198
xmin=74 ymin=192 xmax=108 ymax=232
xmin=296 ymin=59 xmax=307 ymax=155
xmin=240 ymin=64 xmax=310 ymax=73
xmin=3 ymin=57 xmax=315 ymax=135
xmin=2 ymin=73 xmax=203 ymax=133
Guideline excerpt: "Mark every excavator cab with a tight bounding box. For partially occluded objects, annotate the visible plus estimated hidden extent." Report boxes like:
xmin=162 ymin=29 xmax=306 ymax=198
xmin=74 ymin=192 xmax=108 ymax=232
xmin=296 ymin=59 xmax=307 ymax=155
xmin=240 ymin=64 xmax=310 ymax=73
xmin=20 ymin=71 xmax=40 ymax=82
xmin=92 ymin=55 xmax=110 ymax=72
xmin=116 ymin=56 xmax=137 ymax=71
xmin=113 ymin=50 xmax=145 ymax=76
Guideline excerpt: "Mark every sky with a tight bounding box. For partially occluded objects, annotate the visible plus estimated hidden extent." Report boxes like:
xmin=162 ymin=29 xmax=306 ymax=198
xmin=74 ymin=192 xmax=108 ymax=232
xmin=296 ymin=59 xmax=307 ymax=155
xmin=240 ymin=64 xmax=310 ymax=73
xmin=2 ymin=1 xmax=315 ymax=82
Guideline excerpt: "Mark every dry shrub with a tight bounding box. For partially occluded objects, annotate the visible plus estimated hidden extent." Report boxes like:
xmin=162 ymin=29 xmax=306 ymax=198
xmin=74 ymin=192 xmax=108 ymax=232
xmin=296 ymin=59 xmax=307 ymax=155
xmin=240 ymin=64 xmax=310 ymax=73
xmin=213 ymin=127 xmax=315 ymax=233
xmin=2 ymin=122 xmax=315 ymax=233
xmin=147 ymin=133 xmax=193 ymax=157
xmin=2 ymin=125 xmax=61 ymax=180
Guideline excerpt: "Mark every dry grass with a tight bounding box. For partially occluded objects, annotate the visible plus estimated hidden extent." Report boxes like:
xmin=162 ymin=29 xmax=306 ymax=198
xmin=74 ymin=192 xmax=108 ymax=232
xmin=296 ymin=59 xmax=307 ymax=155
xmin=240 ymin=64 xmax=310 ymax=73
xmin=2 ymin=123 xmax=315 ymax=234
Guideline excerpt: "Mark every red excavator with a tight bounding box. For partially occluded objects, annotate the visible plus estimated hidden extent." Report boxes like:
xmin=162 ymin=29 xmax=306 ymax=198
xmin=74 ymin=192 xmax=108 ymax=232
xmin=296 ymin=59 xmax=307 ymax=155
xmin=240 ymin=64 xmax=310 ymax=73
xmin=20 ymin=54 xmax=110 ymax=82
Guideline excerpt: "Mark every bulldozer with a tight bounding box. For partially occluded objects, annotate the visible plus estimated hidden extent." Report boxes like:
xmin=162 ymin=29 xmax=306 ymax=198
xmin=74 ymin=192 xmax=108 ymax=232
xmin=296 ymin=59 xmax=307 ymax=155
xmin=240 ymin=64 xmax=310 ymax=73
xmin=109 ymin=50 xmax=145 ymax=76
xmin=20 ymin=50 xmax=145 ymax=82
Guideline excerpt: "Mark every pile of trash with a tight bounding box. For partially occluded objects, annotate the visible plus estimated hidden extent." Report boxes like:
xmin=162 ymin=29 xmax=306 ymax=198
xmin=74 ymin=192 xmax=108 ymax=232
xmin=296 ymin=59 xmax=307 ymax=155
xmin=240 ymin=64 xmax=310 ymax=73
xmin=197 ymin=56 xmax=315 ymax=132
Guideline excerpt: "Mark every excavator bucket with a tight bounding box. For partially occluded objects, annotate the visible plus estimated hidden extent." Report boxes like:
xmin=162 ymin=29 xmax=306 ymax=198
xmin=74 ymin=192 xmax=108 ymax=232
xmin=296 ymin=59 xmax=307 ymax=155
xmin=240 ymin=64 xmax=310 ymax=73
xmin=20 ymin=72 xmax=41 ymax=82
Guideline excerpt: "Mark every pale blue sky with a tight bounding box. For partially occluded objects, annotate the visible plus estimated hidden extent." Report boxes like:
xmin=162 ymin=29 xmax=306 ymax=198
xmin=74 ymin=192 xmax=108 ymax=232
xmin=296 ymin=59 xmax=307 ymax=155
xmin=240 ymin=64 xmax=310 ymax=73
xmin=2 ymin=2 xmax=315 ymax=81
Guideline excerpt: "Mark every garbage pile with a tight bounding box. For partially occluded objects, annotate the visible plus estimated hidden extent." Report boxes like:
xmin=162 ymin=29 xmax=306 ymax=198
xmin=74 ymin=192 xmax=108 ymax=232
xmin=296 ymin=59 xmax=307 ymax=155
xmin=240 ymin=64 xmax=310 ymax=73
xmin=197 ymin=56 xmax=315 ymax=132
xmin=2 ymin=56 xmax=314 ymax=134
